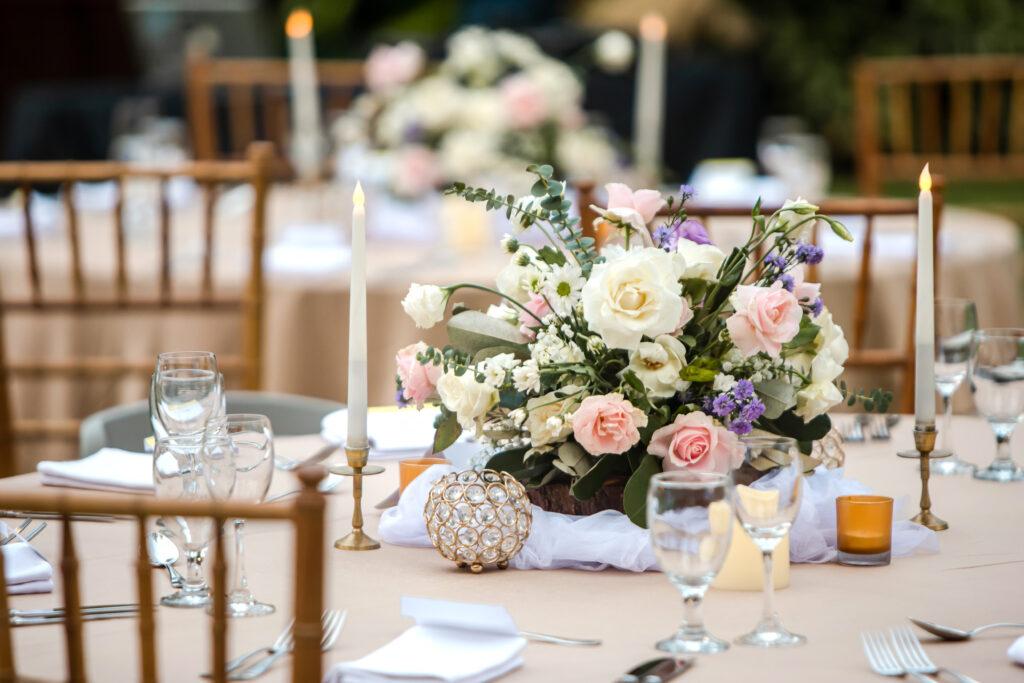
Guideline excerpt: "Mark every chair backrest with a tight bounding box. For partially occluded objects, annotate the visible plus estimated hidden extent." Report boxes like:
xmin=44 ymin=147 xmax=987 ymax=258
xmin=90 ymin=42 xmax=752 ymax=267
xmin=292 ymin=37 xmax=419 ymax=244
xmin=0 ymin=466 xmax=326 ymax=683
xmin=853 ymin=54 xmax=1024 ymax=194
xmin=186 ymin=55 xmax=364 ymax=174
xmin=576 ymin=182 xmax=946 ymax=412
xmin=0 ymin=142 xmax=273 ymax=473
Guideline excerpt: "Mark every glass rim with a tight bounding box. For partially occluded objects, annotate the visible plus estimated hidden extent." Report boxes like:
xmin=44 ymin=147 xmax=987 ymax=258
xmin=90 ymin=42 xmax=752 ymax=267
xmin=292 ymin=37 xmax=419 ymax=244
xmin=208 ymin=413 xmax=270 ymax=425
xmin=934 ymin=296 xmax=975 ymax=307
xmin=836 ymin=494 xmax=892 ymax=506
xmin=155 ymin=434 xmax=203 ymax=447
xmin=650 ymin=470 xmax=731 ymax=489
xmin=157 ymin=351 xmax=217 ymax=360
xmin=975 ymin=327 xmax=1024 ymax=340
xmin=739 ymin=435 xmax=797 ymax=447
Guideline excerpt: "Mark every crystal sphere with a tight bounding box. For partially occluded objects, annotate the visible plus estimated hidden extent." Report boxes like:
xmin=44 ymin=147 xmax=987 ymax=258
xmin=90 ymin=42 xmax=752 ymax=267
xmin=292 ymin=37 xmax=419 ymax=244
xmin=423 ymin=469 xmax=532 ymax=573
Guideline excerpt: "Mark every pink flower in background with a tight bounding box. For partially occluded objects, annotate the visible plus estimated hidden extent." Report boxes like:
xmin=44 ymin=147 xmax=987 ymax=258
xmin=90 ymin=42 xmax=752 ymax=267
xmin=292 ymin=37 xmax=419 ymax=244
xmin=365 ymin=42 xmax=425 ymax=93
xmin=572 ymin=393 xmax=648 ymax=455
xmin=518 ymin=293 xmax=551 ymax=339
xmin=726 ymin=282 xmax=802 ymax=358
xmin=501 ymin=73 xmax=548 ymax=129
xmin=790 ymin=266 xmax=821 ymax=303
xmin=648 ymin=412 xmax=742 ymax=473
xmin=392 ymin=146 xmax=441 ymax=197
xmin=604 ymin=183 xmax=665 ymax=225
xmin=395 ymin=342 xmax=442 ymax=408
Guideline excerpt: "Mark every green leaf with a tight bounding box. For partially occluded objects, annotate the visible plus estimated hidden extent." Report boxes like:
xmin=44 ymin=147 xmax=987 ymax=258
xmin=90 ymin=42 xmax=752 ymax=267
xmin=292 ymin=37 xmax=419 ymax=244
xmin=547 ymin=181 xmax=564 ymax=196
xmin=570 ymin=454 xmax=622 ymax=500
xmin=760 ymin=410 xmax=832 ymax=442
xmin=432 ymin=410 xmax=462 ymax=453
xmin=447 ymin=310 xmax=529 ymax=357
xmin=755 ymin=378 xmax=798 ymax=419
xmin=535 ymin=246 xmax=567 ymax=266
xmin=498 ymin=389 xmax=526 ymax=410
xmin=622 ymin=454 xmax=661 ymax=528
xmin=679 ymin=365 xmax=717 ymax=383
xmin=485 ymin=446 xmax=528 ymax=473
xmin=538 ymin=164 xmax=554 ymax=178
xmin=472 ymin=345 xmax=528 ymax=364
xmin=785 ymin=318 xmax=821 ymax=350
xmin=530 ymin=180 xmax=547 ymax=197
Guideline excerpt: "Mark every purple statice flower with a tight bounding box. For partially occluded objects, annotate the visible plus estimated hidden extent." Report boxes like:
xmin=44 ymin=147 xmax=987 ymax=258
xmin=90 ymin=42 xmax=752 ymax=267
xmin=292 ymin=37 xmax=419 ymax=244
xmin=795 ymin=242 xmax=824 ymax=265
xmin=763 ymin=253 xmax=787 ymax=270
xmin=652 ymin=223 xmax=681 ymax=252
xmin=728 ymin=419 xmax=753 ymax=435
xmin=395 ymin=388 xmax=410 ymax=407
xmin=777 ymin=274 xmax=795 ymax=292
xmin=739 ymin=397 xmax=766 ymax=422
xmin=679 ymin=184 xmax=696 ymax=199
xmin=733 ymin=379 xmax=755 ymax=400
xmin=810 ymin=297 xmax=824 ymax=317
xmin=678 ymin=218 xmax=711 ymax=246
xmin=711 ymin=393 xmax=737 ymax=417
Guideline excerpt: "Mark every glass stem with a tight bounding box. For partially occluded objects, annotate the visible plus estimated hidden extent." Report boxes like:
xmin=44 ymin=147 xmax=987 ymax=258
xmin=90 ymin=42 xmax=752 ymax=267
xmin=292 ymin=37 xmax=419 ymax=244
xmin=182 ymin=548 xmax=206 ymax=593
xmin=679 ymin=588 xmax=706 ymax=637
xmin=232 ymin=519 xmax=249 ymax=594
xmin=939 ymin=391 xmax=954 ymax=453
xmin=760 ymin=550 xmax=778 ymax=628
xmin=995 ymin=432 xmax=1013 ymax=465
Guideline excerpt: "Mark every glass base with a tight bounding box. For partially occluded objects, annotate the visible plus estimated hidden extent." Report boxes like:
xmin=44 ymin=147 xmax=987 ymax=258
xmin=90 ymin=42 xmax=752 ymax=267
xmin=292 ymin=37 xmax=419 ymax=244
xmin=973 ymin=461 xmax=1024 ymax=482
xmin=207 ymin=599 xmax=276 ymax=618
xmin=656 ymin=631 xmax=729 ymax=655
xmin=735 ymin=625 xmax=806 ymax=648
xmin=160 ymin=588 xmax=211 ymax=608
xmin=930 ymin=456 xmax=974 ymax=476
xmin=837 ymin=549 xmax=891 ymax=566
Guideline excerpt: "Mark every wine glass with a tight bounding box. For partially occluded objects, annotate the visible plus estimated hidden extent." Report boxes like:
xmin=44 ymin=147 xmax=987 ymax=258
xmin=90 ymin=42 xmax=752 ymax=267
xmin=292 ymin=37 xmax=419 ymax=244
xmin=932 ymin=298 xmax=978 ymax=475
xmin=153 ymin=352 xmax=221 ymax=437
xmin=203 ymin=414 xmax=276 ymax=617
xmin=153 ymin=435 xmax=214 ymax=608
xmin=970 ymin=328 xmax=1024 ymax=482
xmin=647 ymin=471 xmax=734 ymax=654
xmin=732 ymin=436 xmax=805 ymax=647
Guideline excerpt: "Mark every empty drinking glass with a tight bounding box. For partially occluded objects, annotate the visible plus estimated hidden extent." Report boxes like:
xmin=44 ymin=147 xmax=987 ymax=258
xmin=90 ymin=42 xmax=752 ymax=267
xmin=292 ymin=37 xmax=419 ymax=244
xmin=647 ymin=471 xmax=734 ymax=654
xmin=970 ymin=328 xmax=1024 ymax=482
xmin=154 ymin=352 xmax=221 ymax=437
xmin=153 ymin=435 xmax=214 ymax=608
xmin=203 ymin=414 xmax=275 ymax=617
xmin=733 ymin=436 xmax=805 ymax=647
xmin=932 ymin=298 xmax=978 ymax=475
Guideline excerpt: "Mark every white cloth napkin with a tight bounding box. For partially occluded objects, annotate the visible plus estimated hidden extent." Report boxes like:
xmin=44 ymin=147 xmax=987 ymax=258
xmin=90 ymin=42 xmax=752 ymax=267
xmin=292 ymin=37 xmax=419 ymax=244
xmin=264 ymin=223 xmax=352 ymax=275
xmin=37 ymin=448 xmax=154 ymax=493
xmin=320 ymin=408 xmax=469 ymax=461
xmin=325 ymin=597 xmax=525 ymax=683
xmin=0 ymin=523 xmax=53 ymax=594
xmin=379 ymin=465 xmax=938 ymax=571
xmin=1009 ymin=636 xmax=1024 ymax=666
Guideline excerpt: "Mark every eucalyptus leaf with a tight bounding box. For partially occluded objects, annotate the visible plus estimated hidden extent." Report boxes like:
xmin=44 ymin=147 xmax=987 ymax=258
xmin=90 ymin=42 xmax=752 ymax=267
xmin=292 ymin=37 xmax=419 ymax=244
xmin=622 ymin=454 xmax=661 ymax=528
xmin=485 ymin=446 xmax=528 ymax=473
xmin=569 ymin=454 xmax=622 ymax=500
xmin=432 ymin=410 xmax=462 ymax=453
xmin=472 ymin=345 xmax=529 ymax=364
xmin=755 ymin=378 xmax=798 ymax=419
xmin=447 ymin=310 xmax=529 ymax=357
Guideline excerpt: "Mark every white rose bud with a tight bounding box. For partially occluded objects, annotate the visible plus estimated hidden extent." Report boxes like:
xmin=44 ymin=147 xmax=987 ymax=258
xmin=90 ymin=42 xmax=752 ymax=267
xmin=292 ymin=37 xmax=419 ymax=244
xmin=594 ymin=30 xmax=634 ymax=74
xmin=401 ymin=283 xmax=448 ymax=329
xmin=437 ymin=370 xmax=499 ymax=432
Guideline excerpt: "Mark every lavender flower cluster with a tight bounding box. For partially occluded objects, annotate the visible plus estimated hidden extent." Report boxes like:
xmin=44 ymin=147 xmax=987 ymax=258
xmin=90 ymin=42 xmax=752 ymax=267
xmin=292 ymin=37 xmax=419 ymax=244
xmin=704 ymin=379 xmax=766 ymax=435
xmin=653 ymin=185 xmax=712 ymax=252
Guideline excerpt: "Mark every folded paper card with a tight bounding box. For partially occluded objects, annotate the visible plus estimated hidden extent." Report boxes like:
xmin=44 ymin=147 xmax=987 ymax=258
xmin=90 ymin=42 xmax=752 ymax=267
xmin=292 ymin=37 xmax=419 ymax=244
xmin=37 ymin=448 xmax=154 ymax=493
xmin=0 ymin=523 xmax=53 ymax=594
xmin=325 ymin=596 xmax=525 ymax=683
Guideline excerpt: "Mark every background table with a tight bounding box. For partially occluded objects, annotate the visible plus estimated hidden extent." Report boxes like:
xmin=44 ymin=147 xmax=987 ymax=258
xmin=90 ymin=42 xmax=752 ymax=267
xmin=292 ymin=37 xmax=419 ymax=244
xmin=0 ymin=415 xmax=1020 ymax=681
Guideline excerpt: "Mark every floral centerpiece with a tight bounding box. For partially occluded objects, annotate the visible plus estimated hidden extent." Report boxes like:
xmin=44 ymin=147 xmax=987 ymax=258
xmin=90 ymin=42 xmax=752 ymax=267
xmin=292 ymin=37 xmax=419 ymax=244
xmin=333 ymin=27 xmax=622 ymax=198
xmin=396 ymin=164 xmax=891 ymax=526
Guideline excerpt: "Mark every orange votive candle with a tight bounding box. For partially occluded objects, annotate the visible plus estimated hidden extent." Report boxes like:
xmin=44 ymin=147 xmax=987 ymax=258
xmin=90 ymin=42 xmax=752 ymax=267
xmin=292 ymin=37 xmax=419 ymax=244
xmin=399 ymin=457 xmax=449 ymax=493
xmin=836 ymin=495 xmax=893 ymax=555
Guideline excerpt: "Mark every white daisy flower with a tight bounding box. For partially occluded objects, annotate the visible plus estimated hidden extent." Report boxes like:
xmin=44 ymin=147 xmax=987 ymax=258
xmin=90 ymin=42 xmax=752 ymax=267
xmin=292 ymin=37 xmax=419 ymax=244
xmin=542 ymin=262 xmax=585 ymax=315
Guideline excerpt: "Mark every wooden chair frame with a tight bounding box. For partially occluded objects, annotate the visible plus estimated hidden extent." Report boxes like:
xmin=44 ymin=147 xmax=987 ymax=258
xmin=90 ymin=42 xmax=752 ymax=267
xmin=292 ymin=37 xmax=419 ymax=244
xmin=0 ymin=466 xmax=326 ymax=683
xmin=0 ymin=142 xmax=273 ymax=471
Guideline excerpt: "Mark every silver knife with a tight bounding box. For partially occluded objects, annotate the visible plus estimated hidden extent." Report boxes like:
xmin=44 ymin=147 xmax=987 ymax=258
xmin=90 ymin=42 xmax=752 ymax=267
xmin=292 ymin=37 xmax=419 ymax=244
xmin=11 ymin=610 xmax=138 ymax=627
xmin=616 ymin=657 xmax=693 ymax=683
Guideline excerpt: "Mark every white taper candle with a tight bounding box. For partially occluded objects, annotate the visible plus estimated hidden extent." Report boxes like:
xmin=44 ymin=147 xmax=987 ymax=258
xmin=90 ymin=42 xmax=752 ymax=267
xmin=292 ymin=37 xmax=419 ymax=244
xmin=347 ymin=182 xmax=368 ymax=448
xmin=285 ymin=9 xmax=323 ymax=182
xmin=634 ymin=14 xmax=667 ymax=184
xmin=914 ymin=164 xmax=936 ymax=425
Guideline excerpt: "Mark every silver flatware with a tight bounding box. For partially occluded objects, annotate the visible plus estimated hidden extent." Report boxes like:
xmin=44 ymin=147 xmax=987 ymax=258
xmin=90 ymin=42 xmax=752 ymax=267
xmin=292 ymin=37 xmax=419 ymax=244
xmin=275 ymin=443 xmax=338 ymax=472
xmin=147 ymin=531 xmax=184 ymax=589
xmin=201 ymin=620 xmax=295 ymax=679
xmin=862 ymin=630 xmax=937 ymax=682
xmin=231 ymin=609 xmax=346 ymax=680
xmin=910 ymin=617 xmax=1024 ymax=642
xmin=616 ymin=657 xmax=693 ymax=683
xmin=11 ymin=603 xmax=139 ymax=618
xmin=890 ymin=626 xmax=979 ymax=683
xmin=0 ymin=510 xmax=117 ymax=523
xmin=264 ymin=474 xmax=344 ymax=504
xmin=0 ymin=519 xmax=33 ymax=545
xmin=20 ymin=522 xmax=47 ymax=544
xmin=519 ymin=630 xmax=601 ymax=646
xmin=10 ymin=606 xmax=138 ymax=627
xmin=843 ymin=416 xmax=866 ymax=443
xmin=871 ymin=415 xmax=892 ymax=440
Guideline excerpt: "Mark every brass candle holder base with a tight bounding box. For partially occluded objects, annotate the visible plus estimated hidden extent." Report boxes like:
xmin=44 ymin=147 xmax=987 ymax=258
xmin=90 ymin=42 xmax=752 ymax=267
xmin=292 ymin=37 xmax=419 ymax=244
xmin=897 ymin=424 xmax=950 ymax=531
xmin=331 ymin=444 xmax=384 ymax=551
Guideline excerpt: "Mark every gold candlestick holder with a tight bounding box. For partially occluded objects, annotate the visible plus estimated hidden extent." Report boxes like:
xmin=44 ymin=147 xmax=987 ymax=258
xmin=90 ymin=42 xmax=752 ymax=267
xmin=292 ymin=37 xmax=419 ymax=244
xmin=896 ymin=424 xmax=950 ymax=531
xmin=331 ymin=444 xmax=385 ymax=551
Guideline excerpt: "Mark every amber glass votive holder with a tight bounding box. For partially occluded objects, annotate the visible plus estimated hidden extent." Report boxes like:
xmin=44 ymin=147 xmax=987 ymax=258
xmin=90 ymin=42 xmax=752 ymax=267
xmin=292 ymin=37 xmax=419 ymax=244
xmin=836 ymin=495 xmax=893 ymax=566
xmin=399 ymin=457 xmax=449 ymax=493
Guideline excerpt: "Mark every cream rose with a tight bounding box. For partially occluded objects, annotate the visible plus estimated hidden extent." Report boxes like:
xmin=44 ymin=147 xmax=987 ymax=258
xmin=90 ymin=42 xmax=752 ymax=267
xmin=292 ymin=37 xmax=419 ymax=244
xmin=525 ymin=386 xmax=584 ymax=447
xmin=675 ymin=239 xmax=725 ymax=281
xmin=795 ymin=381 xmax=843 ymax=420
xmin=625 ymin=334 xmax=690 ymax=398
xmin=401 ymin=283 xmax=448 ymax=329
xmin=581 ymin=247 xmax=685 ymax=350
xmin=437 ymin=370 xmax=498 ymax=432
xmin=777 ymin=197 xmax=819 ymax=241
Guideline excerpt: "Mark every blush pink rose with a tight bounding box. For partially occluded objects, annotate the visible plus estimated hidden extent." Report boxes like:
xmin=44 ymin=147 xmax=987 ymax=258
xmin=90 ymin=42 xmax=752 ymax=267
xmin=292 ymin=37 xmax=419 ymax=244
xmin=648 ymin=412 xmax=743 ymax=473
xmin=518 ymin=293 xmax=551 ymax=339
xmin=393 ymin=145 xmax=441 ymax=197
xmin=500 ymin=73 xmax=548 ymax=129
xmin=725 ymin=282 xmax=802 ymax=358
xmin=571 ymin=393 xmax=648 ymax=455
xmin=365 ymin=42 xmax=425 ymax=92
xmin=395 ymin=342 xmax=442 ymax=408
xmin=605 ymin=182 xmax=665 ymax=224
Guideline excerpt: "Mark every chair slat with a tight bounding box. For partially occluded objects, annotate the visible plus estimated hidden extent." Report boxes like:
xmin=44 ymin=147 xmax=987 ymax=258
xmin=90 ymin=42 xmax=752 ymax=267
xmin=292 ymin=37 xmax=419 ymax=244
xmin=201 ymin=182 xmax=218 ymax=302
xmin=949 ymin=81 xmax=973 ymax=154
xmin=1011 ymin=75 xmax=1024 ymax=154
xmin=211 ymin=517 xmax=228 ymax=683
xmin=852 ymin=215 xmax=875 ymax=351
xmin=978 ymin=80 xmax=1004 ymax=154
xmin=242 ymin=143 xmax=273 ymax=390
xmin=61 ymin=518 xmax=86 ymax=683
xmin=158 ymin=178 xmax=171 ymax=304
xmin=292 ymin=468 xmax=327 ymax=683
xmin=114 ymin=177 xmax=128 ymax=302
xmin=21 ymin=186 xmax=42 ymax=304
xmin=64 ymin=182 xmax=85 ymax=301
xmin=228 ymin=86 xmax=257 ymax=155
xmin=887 ymin=83 xmax=914 ymax=155
xmin=0 ymin=544 xmax=16 ymax=682
xmin=136 ymin=517 xmax=158 ymax=683
xmin=918 ymin=83 xmax=942 ymax=154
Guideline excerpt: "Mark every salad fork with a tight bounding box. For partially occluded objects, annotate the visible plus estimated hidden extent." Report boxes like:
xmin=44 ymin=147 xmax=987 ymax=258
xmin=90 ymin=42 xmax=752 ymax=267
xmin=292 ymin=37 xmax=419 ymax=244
xmin=231 ymin=609 xmax=346 ymax=680
xmin=889 ymin=626 xmax=979 ymax=683
xmin=0 ymin=520 xmax=32 ymax=545
xmin=861 ymin=630 xmax=937 ymax=682
xmin=201 ymin=620 xmax=294 ymax=679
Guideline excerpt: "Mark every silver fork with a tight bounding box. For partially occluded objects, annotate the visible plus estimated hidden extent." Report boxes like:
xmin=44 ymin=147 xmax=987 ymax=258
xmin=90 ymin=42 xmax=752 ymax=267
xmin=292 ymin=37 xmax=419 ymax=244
xmin=264 ymin=475 xmax=344 ymax=504
xmin=21 ymin=522 xmax=47 ymax=544
xmin=889 ymin=626 xmax=980 ymax=683
xmin=844 ymin=416 xmax=866 ymax=443
xmin=201 ymin=620 xmax=295 ymax=679
xmin=0 ymin=520 xmax=32 ymax=545
xmin=231 ymin=609 xmax=346 ymax=680
xmin=275 ymin=443 xmax=338 ymax=472
xmin=871 ymin=415 xmax=892 ymax=440
xmin=861 ymin=630 xmax=937 ymax=682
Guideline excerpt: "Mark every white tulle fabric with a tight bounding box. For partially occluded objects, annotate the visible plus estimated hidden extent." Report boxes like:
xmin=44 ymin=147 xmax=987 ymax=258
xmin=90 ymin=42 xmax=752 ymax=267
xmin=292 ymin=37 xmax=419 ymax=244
xmin=378 ymin=465 xmax=938 ymax=572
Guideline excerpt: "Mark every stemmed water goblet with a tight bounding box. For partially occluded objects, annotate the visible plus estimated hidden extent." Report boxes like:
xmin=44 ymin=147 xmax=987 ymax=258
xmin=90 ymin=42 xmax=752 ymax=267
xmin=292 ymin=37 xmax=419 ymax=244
xmin=153 ymin=435 xmax=214 ymax=607
xmin=647 ymin=471 xmax=734 ymax=654
xmin=932 ymin=298 xmax=978 ymax=475
xmin=202 ymin=414 xmax=276 ymax=617
xmin=732 ymin=436 xmax=805 ymax=647
xmin=970 ymin=328 xmax=1024 ymax=482
xmin=153 ymin=351 xmax=222 ymax=437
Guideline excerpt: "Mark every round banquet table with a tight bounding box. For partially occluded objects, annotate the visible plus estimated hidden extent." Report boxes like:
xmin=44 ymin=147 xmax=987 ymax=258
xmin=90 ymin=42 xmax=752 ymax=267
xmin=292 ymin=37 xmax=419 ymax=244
xmin=1 ymin=184 xmax=1021 ymax=465
xmin=0 ymin=415 xmax=1020 ymax=681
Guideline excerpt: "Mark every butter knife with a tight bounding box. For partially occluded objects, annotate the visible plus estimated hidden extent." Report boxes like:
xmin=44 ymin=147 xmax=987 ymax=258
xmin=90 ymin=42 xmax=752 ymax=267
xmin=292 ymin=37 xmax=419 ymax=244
xmin=616 ymin=657 xmax=693 ymax=683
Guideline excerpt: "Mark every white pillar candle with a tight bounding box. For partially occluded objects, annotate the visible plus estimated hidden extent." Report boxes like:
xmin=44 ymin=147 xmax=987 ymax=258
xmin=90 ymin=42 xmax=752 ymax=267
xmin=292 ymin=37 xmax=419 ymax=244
xmin=347 ymin=182 xmax=368 ymax=448
xmin=633 ymin=13 xmax=667 ymax=184
xmin=285 ymin=8 xmax=323 ymax=182
xmin=914 ymin=165 xmax=936 ymax=425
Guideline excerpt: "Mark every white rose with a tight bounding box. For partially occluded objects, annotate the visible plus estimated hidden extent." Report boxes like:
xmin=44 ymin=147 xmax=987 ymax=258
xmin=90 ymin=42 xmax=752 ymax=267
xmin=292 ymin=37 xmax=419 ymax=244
xmin=675 ymin=240 xmax=726 ymax=281
xmin=777 ymin=197 xmax=820 ymax=241
xmin=437 ymin=370 xmax=498 ymax=431
xmin=445 ymin=27 xmax=503 ymax=85
xmin=625 ymin=334 xmax=690 ymax=398
xmin=594 ymin=30 xmax=634 ymax=73
xmin=486 ymin=303 xmax=519 ymax=324
xmin=527 ymin=62 xmax=583 ymax=117
xmin=401 ymin=283 xmax=448 ymax=328
xmin=525 ymin=386 xmax=584 ymax=447
xmin=581 ymin=247 xmax=685 ymax=350
xmin=438 ymin=129 xmax=501 ymax=179
xmin=556 ymin=127 xmax=618 ymax=182
xmin=458 ymin=89 xmax=507 ymax=131
xmin=813 ymin=308 xmax=849 ymax=366
xmin=494 ymin=30 xmax=544 ymax=67
xmin=795 ymin=380 xmax=843 ymax=420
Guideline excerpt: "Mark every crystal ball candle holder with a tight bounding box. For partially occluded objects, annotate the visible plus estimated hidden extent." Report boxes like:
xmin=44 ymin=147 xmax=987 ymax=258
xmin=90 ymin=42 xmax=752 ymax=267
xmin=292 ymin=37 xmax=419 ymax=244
xmin=424 ymin=469 xmax=532 ymax=573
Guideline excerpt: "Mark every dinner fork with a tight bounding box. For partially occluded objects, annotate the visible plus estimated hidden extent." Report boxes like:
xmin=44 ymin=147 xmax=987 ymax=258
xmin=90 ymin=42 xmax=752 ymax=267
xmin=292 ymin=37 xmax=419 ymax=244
xmin=0 ymin=519 xmax=32 ymax=545
xmin=844 ymin=416 xmax=866 ymax=443
xmin=264 ymin=475 xmax=344 ymax=503
xmin=870 ymin=415 xmax=892 ymax=441
xmin=274 ymin=443 xmax=338 ymax=472
xmin=889 ymin=626 xmax=980 ymax=683
xmin=201 ymin=620 xmax=294 ymax=679
xmin=861 ymin=630 xmax=937 ymax=682
xmin=231 ymin=609 xmax=346 ymax=680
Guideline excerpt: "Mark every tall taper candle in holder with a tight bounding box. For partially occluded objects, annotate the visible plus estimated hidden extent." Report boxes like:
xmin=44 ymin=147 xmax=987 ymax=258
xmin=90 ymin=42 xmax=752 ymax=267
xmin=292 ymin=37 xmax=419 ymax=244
xmin=633 ymin=13 xmax=666 ymax=184
xmin=285 ymin=8 xmax=324 ymax=183
xmin=334 ymin=182 xmax=384 ymax=551
xmin=897 ymin=164 xmax=949 ymax=531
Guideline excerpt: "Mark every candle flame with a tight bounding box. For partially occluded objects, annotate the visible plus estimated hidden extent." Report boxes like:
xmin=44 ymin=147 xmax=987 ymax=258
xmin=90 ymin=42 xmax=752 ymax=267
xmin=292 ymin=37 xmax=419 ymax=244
xmin=639 ymin=13 xmax=668 ymax=41
xmin=919 ymin=164 xmax=931 ymax=192
xmin=353 ymin=181 xmax=365 ymax=208
xmin=285 ymin=8 xmax=313 ymax=39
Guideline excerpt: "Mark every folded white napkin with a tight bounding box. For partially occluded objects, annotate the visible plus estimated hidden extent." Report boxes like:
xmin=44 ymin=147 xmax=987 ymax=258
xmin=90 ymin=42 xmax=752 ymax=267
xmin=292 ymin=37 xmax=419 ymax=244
xmin=325 ymin=597 xmax=525 ymax=683
xmin=264 ymin=223 xmax=352 ymax=275
xmin=0 ymin=523 xmax=53 ymax=594
xmin=321 ymin=408 xmax=469 ymax=461
xmin=37 ymin=448 xmax=154 ymax=493
xmin=379 ymin=465 xmax=939 ymax=571
xmin=1009 ymin=636 xmax=1024 ymax=666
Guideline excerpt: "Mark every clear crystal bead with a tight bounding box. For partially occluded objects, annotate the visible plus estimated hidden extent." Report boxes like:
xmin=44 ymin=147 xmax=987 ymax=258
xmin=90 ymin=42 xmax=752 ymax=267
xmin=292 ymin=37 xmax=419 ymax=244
xmin=500 ymin=535 xmax=517 ymax=552
xmin=464 ymin=484 xmax=486 ymax=504
xmin=457 ymin=470 xmax=478 ymax=484
xmin=486 ymin=485 xmax=508 ymax=504
xmin=481 ymin=547 xmax=499 ymax=563
xmin=443 ymin=484 xmax=463 ymax=502
xmin=457 ymin=526 xmax=479 ymax=547
xmin=475 ymin=504 xmax=496 ymax=525
xmin=498 ymin=504 xmax=517 ymax=526
xmin=481 ymin=471 xmax=501 ymax=483
xmin=481 ymin=527 xmax=502 ymax=548
xmin=454 ymin=502 xmax=473 ymax=524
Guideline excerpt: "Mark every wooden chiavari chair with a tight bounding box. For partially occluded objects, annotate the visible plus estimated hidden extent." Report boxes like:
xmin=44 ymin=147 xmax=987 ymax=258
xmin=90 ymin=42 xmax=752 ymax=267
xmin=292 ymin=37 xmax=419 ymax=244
xmin=186 ymin=55 xmax=363 ymax=175
xmin=0 ymin=466 xmax=326 ymax=683
xmin=854 ymin=54 xmax=1024 ymax=194
xmin=0 ymin=142 xmax=273 ymax=474
xmin=576 ymin=181 xmax=946 ymax=412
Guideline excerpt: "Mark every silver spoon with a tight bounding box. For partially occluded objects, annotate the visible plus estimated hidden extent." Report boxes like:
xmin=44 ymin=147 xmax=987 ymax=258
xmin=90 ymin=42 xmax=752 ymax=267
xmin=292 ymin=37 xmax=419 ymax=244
xmin=147 ymin=532 xmax=184 ymax=589
xmin=910 ymin=617 xmax=1024 ymax=641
